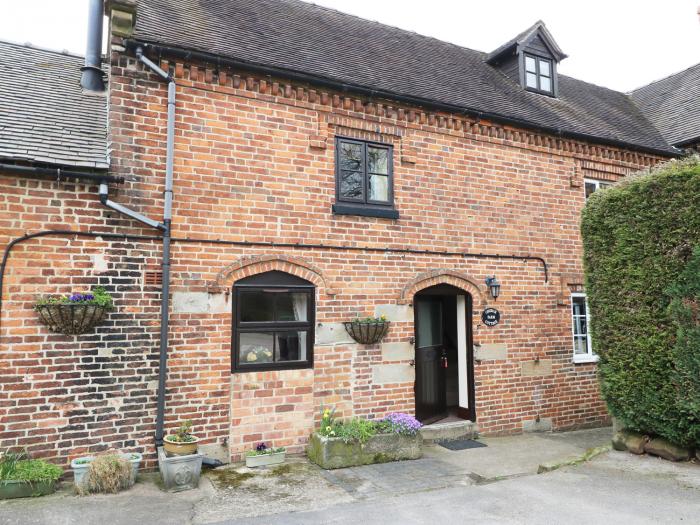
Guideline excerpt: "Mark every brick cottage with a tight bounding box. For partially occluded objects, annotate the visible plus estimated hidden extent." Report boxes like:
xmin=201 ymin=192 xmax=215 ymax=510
xmin=1 ymin=0 xmax=695 ymax=469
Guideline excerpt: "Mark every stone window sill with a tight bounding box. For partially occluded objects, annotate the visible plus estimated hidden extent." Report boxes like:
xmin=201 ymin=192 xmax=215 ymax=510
xmin=573 ymin=354 xmax=599 ymax=365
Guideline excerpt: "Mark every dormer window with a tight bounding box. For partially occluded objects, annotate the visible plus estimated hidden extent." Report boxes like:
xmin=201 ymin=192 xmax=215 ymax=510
xmin=524 ymin=54 xmax=553 ymax=95
xmin=486 ymin=21 xmax=566 ymax=99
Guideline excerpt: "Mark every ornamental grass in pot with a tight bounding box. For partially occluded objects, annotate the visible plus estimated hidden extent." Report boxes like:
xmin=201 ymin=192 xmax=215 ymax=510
xmin=164 ymin=420 xmax=199 ymax=457
xmin=0 ymin=450 xmax=63 ymax=499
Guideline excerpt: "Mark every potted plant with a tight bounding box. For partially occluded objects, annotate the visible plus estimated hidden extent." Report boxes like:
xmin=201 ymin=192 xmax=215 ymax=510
xmin=34 ymin=287 xmax=114 ymax=335
xmin=245 ymin=443 xmax=286 ymax=468
xmin=308 ymin=409 xmax=423 ymax=469
xmin=71 ymin=451 xmax=142 ymax=490
xmin=343 ymin=314 xmax=390 ymax=344
xmin=163 ymin=420 xmax=199 ymax=456
xmin=0 ymin=450 xmax=63 ymax=499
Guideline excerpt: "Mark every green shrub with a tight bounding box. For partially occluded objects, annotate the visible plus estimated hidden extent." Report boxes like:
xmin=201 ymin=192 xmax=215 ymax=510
xmin=581 ymin=156 xmax=700 ymax=447
xmin=0 ymin=451 xmax=63 ymax=483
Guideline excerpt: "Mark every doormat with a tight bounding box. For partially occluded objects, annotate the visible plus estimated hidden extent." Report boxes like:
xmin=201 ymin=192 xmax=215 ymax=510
xmin=437 ymin=438 xmax=487 ymax=451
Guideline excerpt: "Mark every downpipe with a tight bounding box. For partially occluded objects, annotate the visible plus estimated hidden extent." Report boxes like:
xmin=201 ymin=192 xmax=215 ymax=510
xmin=135 ymin=46 xmax=176 ymax=448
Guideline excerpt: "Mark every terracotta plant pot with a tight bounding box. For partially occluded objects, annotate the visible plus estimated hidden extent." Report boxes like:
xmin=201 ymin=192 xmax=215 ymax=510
xmin=163 ymin=436 xmax=199 ymax=457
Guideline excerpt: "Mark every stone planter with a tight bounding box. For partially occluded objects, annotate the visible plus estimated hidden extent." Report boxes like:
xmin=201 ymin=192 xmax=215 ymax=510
xmin=307 ymin=432 xmax=423 ymax=470
xmin=0 ymin=479 xmax=56 ymax=499
xmin=158 ymin=447 xmax=203 ymax=492
xmin=71 ymin=452 xmax=142 ymax=490
xmin=245 ymin=450 xmax=285 ymax=468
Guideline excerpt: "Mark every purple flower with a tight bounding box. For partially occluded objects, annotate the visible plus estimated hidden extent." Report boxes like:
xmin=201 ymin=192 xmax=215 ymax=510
xmin=84 ymin=294 xmax=94 ymax=301
xmin=69 ymin=293 xmax=84 ymax=302
xmin=381 ymin=413 xmax=422 ymax=435
xmin=255 ymin=442 xmax=268 ymax=452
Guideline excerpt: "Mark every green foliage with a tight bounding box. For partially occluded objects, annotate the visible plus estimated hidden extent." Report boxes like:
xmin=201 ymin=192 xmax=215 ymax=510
xmin=35 ymin=286 xmax=114 ymax=309
xmin=581 ymin=156 xmax=700 ymax=447
xmin=332 ymin=418 xmax=379 ymax=444
xmin=167 ymin=420 xmax=196 ymax=443
xmin=0 ymin=451 xmax=62 ymax=483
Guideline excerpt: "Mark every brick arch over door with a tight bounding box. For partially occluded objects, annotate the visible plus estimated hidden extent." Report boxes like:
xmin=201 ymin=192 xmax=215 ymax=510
xmin=211 ymin=254 xmax=336 ymax=295
xmin=399 ymin=269 xmax=486 ymax=309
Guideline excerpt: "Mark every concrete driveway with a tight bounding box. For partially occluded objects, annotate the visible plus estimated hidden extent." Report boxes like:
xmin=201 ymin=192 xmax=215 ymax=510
xmin=2 ymin=428 xmax=699 ymax=525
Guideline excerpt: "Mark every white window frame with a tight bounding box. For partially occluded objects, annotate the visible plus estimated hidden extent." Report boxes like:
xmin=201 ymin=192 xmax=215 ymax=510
xmin=571 ymin=292 xmax=598 ymax=364
xmin=584 ymin=178 xmax=613 ymax=199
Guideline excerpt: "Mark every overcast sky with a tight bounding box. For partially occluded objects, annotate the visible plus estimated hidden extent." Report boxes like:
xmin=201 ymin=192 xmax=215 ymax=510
xmin=1 ymin=0 xmax=698 ymax=92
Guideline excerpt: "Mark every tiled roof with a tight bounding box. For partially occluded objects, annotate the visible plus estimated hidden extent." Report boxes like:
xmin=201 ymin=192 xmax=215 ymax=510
xmin=132 ymin=0 xmax=675 ymax=155
xmin=0 ymin=41 xmax=109 ymax=169
xmin=630 ymin=62 xmax=700 ymax=147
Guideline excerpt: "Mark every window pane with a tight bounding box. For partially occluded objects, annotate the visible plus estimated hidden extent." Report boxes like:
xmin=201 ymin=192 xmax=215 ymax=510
xmin=339 ymin=170 xmax=363 ymax=200
xmin=240 ymin=291 xmax=274 ymax=322
xmin=539 ymin=59 xmax=551 ymax=76
xmin=369 ymin=174 xmax=389 ymax=202
xmin=275 ymin=331 xmax=308 ymax=362
xmin=339 ymin=142 xmax=363 ymax=171
xmin=240 ymin=332 xmax=274 ymax=364
xmin=367 ymin=147 xmax=388 ymax=174
xmin=574 ymin=336 xmax=588 ymax=355
xmin=585 ymin=182 xmax=597 ymax=198
xmin=276 ymin=293 xmax=309 ymax=322
xmin=416 ymin=299 xmax=442 ymax=348
xmin=540 ymin=76 xmax=551 ymax=93
xmin=525 ymin=56 xmax=536 ymax=73
xmin=526 ymin=72 xmax=538 ymax=89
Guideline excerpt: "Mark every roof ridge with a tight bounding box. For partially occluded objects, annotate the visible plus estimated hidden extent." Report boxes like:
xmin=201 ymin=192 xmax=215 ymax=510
xmin=0 ymin=39 xmax=86 ymax=60
xmin=628 ymin=61 xmax=700 ymax=95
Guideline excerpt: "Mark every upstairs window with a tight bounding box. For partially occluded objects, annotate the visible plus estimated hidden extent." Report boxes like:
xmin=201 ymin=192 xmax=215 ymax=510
xmin=233 ymin=271 xmax=315 ymax=372
xmin=584 ymin=178 xmax=613 ymax=199
xmin=524 ymin=54 xmax=553 ymax=95
xmin=333 ymin=137 xmax=398 ymax=219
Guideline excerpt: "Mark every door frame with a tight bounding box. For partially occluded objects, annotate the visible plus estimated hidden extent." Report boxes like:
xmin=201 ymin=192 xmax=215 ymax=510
xmin=413 ymin=286 xmax=476 ymax=423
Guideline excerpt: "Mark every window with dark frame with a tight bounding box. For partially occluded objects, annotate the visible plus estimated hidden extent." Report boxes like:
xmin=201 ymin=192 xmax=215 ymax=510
xmin=333 ymin=137 xmax=397 ymax=219
xmin=524 ymin=54 xmax=553 ymax=95
xmin=232 ymin=271 xmax=315 ymax=372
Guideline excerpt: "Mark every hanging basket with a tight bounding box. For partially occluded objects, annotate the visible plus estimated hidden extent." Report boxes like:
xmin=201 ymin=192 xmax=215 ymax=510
xmin=343 ymin=320 xmax=390 ymax=345
xmin=35 ymin=303 xmax=110 ymax=335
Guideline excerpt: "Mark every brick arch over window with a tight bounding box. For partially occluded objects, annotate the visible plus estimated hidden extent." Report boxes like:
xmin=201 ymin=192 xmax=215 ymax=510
xmin=399 ymin=269 xmax=486 ymax=308
xmin=210 ymin=255 xmax=336 ymax=295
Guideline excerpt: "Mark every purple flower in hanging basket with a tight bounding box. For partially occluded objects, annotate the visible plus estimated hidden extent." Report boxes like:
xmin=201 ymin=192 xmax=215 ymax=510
xmin=69 ymin=293 xmax=84 ymax=302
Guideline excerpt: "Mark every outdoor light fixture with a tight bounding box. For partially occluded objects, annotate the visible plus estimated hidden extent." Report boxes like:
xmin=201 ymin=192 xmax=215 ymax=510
xmin=485 ymin=276 xmax=501 ymax=300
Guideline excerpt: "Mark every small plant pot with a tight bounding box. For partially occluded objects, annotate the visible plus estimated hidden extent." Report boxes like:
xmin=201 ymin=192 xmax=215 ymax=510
xmin=35 ymin=303 xmax=110 ymax=335
xmin=163 ymin=436 xmax=199 ymax=457
xmin=245 ymin=451 xmax=286 ymax=468
xmin=343 ymin=320 xmax=390 ymax=345
xmin=0 ymin=479 xmax=56 ymax=499
xmin=71 ymin=452 xmax=142 ymax=489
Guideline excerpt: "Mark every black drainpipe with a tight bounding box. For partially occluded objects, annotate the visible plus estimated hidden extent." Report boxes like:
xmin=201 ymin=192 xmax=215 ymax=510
xmin=80 ymin=0 xmax=105 ymax=92
xmin=134 ymin=47 xmax=176 ymax=448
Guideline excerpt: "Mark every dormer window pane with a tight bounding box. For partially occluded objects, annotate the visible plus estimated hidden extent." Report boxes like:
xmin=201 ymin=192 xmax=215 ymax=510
xmin=540 ymin=76 xmax=551 ymax=92
xmin=525 ymin=56 xmax=536 ymax=73
xmin=526 ymin=72 xmax=538 ymax=88
xmin=539 ymin=59 xmax=551 ymax=76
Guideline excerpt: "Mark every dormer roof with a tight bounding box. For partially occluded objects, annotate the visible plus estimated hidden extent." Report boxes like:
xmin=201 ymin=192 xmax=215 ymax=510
xmin=486 ymin=21 xmax=568 ymax=65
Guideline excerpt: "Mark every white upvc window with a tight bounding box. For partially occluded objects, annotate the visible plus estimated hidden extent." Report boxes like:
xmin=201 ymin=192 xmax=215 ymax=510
xmin=571 ymin=293 xmax=598 ymax=364
xmin=584 ymin=178 xmax=613 ymax=199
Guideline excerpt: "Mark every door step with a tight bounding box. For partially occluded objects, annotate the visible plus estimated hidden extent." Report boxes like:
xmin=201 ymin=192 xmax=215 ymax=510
xmin=419 ymin=420 xmax=478 ymax=443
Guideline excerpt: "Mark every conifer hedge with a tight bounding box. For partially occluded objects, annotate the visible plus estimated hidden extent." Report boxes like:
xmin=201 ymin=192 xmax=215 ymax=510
xmin=581 ymin=157 xmax=700 ymax=447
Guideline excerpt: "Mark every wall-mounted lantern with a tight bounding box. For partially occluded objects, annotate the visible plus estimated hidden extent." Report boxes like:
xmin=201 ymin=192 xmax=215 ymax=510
xmin=485 ymin=276 xmax=501 ymax=300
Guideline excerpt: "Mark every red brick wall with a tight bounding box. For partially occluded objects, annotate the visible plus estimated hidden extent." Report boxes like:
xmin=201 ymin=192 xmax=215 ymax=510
xmin=0 ymin=40 xmax=669 ymax=467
